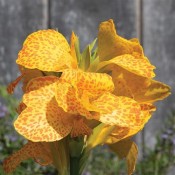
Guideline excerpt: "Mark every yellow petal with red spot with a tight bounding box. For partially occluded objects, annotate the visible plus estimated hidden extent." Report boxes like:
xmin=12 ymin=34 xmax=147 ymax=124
xmin=71 ymin=117 xmax=92 ymax=137
xmin=3 ymin=142 xmax=52 ymax=173
xmin=55 ymin=81 xmax=92 ymax=118
xmin=23 ymin=76 xmax=58 ymax=105
xmin=15 ymin=76 xmax=72 ymax=142
xmin=14 ymin=99 xmax=72 ymax=142
xmin=18 ymin=66 xmax=43 ymax=92
xmin=16 ymin=30 xmax=74 ymax=72
xmin=105 ymin=103 xmax=153 ymax=144
xmin=136 ymin=79 xmax=171 ymax=103
xmin=111 ymin=67 xmax=170 ymax=103
xmin=98 ymin=54 xmax=155 ymax=78
xmin=98 ymin=19 xmax=143 ymax=61
xmin=91 ymin=92 xmax=142 ymax=127
xmin=60 ymin=69 xmax=114 ymax=99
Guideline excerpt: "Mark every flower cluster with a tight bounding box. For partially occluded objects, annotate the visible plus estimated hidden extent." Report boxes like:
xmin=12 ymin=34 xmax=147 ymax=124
xmin=3 ymin=19 xmax=170 ymax=175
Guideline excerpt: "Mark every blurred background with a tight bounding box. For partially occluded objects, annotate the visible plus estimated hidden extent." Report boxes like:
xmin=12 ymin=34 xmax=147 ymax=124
xmin=0 ymin=0 xmax=175 ymax=174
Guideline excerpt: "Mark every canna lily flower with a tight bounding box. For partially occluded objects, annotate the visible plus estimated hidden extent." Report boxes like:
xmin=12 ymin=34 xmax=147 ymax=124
xmin=3 ymin=19 xmax=171 ymax=175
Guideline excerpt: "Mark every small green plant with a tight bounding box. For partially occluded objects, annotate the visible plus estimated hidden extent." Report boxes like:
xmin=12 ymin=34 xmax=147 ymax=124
xmin=135 ymin=112 xmax=175 ymax=175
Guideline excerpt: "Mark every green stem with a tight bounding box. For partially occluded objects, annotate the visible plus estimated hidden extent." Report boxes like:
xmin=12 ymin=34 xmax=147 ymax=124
xmin=70 ymin=156 xmax=80 ymax=175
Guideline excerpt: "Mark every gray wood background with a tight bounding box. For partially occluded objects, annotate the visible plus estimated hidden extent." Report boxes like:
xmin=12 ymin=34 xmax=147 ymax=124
xmin=0 ymin=0 xmax=175 ymax=173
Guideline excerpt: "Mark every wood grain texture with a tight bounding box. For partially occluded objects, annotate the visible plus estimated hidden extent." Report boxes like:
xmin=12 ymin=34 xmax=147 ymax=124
xmin=50 ymin=0 xmax=137 ymax=49
xmin=143 ymin=0 xmax=175 ymax=147
xmin=0 ymin=0 xmax=48 ymax=85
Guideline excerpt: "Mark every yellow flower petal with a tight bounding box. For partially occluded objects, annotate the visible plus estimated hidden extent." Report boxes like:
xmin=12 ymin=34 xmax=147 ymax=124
xmin=14 ymin=99 xmax=72 ymax=142
xmin=3 ymin=142 xmax=52 ymax=173
xmin=15 ymin=76 xmax=72 ymax=142
xmin=98 ymin=54 xmax=155 ymax=78
xmin=105 ymin=104 xmax=153 ymax=144
xmin=18 ymin=66 xmax=43 ymax=92
xmin=70 ymin=117 xmax=92 ymax=137
xmin=16 ymin=30 xmax=74 ymax=72
xmin=112 ymin=67 xmax=170 ymax=103
xmin=60 ymin=69 xmax=114 ymax=98
xmin=55 ymin=81 xmax=91 ymax=117
xmin=91 ymin=92 xmax=142 ymax=127
xmin=98 ymin=19 xmax=143 ymax=61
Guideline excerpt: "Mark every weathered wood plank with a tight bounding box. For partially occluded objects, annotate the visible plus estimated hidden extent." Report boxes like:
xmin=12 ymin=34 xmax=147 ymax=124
xmin=0 ymin=0 xmax=48 ymax=86
xmin=143 ymin=0 xmax=175 ymax=147
xmin=50 ymin=0 xmax=137 ymax=48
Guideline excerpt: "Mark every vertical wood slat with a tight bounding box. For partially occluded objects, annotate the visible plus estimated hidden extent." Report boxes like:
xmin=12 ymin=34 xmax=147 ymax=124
xmin=50 ymin=0 xmax=137 ymax=48
xmin=0 ymin=0 xmax=48 ymax=86
xmin=143 ymin=0 xmax=175 ymax=149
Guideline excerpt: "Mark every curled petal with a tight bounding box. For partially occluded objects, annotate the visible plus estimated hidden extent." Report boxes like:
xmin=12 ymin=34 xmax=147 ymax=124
xmin=98 ymin=54 xmax=155 ymax=78
xmin=71 ymin=117 xmax=92 ymax=137
xmin=60 ymin=69 xmax=114 ymax=96
xmin=91 ymin=92 xmax=142 ymax=127
xmin=98 ymin=19 xmax=143 ymax=61
xmin=112 ymin=67 xmax=170 ymax=103
xmin=55 ymin=81 xmax=92 ymax=118
xmin=23 ymin=76 xmax=59 ymax=105
xmin=14 ymin=99 xmax=72 ymax=142
xmin=16 ymin=30 xmax=74 ymax=72
xmin=18 ymin=66 xmax=43 ymax=92
xmin=3 ymin=142 xmax=52 ymax=173
xmin=106 ymin=105 xmax=152 ymax=144
xmin=7 ymin=73 xmax=25 ymax=94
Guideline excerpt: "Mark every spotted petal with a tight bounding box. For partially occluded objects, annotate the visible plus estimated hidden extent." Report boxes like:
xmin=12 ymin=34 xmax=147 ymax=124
xmin=55 ymin=81 xmax=92 ymax=118
xmin=60 ymin=69 xmax=114 ymax=99
xmin=98 ymin=54 xmax=155 ymax=78
xmin=15 ymin=99 xmax=72 ymax=142
xmin=3 ymin=142 xmax=52 ymax=173
xmin=111 ymin=67 xmax=170 ymax=103
xmin=15 ymin=76 xmax=72 ymax=142
xmin=16 ymin=30 xmax=74 ymax=72
xmin=105 ymin=104 xmax=153 ymax=144
xmin=91 ymin=92 xmax=142 ymax=127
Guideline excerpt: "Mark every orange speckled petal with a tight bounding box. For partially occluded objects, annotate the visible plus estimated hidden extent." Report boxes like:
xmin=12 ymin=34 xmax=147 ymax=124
xmin=23 ymin=76 xmax=58 ymax=106
xmin=3 ymin=142 xmax=52 ymax=173
xmin=98 ymin=54 xmax=155 ymax=78
xmin=91 ymin=92 xmax=141 ymax=127
xmin=25 ymin=76 xmax=58 ymax=92
xmin=71 ymin=117 xmax=92 ymax=137
xmin=55 ymin=81 xmax=92 ymax=118
xmin=18 ymin=66 xmax=43 ymax=92
xmin=16 ymin=30 xmax=73 ymax=72
xmin=111 ymin=67 xmax=170 ymax=103
xmin=60 ymin=69 xmax=114 ymax=93
xmin=16 ymin=102 xmax=27 ymax=114
xmin=14 ymin=99 xmax=72 ymax=142
xmin=98 ymin=19 xmax=143 ymax=61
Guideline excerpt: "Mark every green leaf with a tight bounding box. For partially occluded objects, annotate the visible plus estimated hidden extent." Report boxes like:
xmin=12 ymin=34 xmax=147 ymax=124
xmin=80 ymin=46 xmax=91 ymax=71
xmin=74 ymin=36 xmax=82 ymax=64
xmin=108 ymin=139 xmax=138 ymax=175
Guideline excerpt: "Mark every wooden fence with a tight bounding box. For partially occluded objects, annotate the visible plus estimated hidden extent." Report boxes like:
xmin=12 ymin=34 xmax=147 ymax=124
xmin=0 ymin=0 xmax=175 ymax=171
